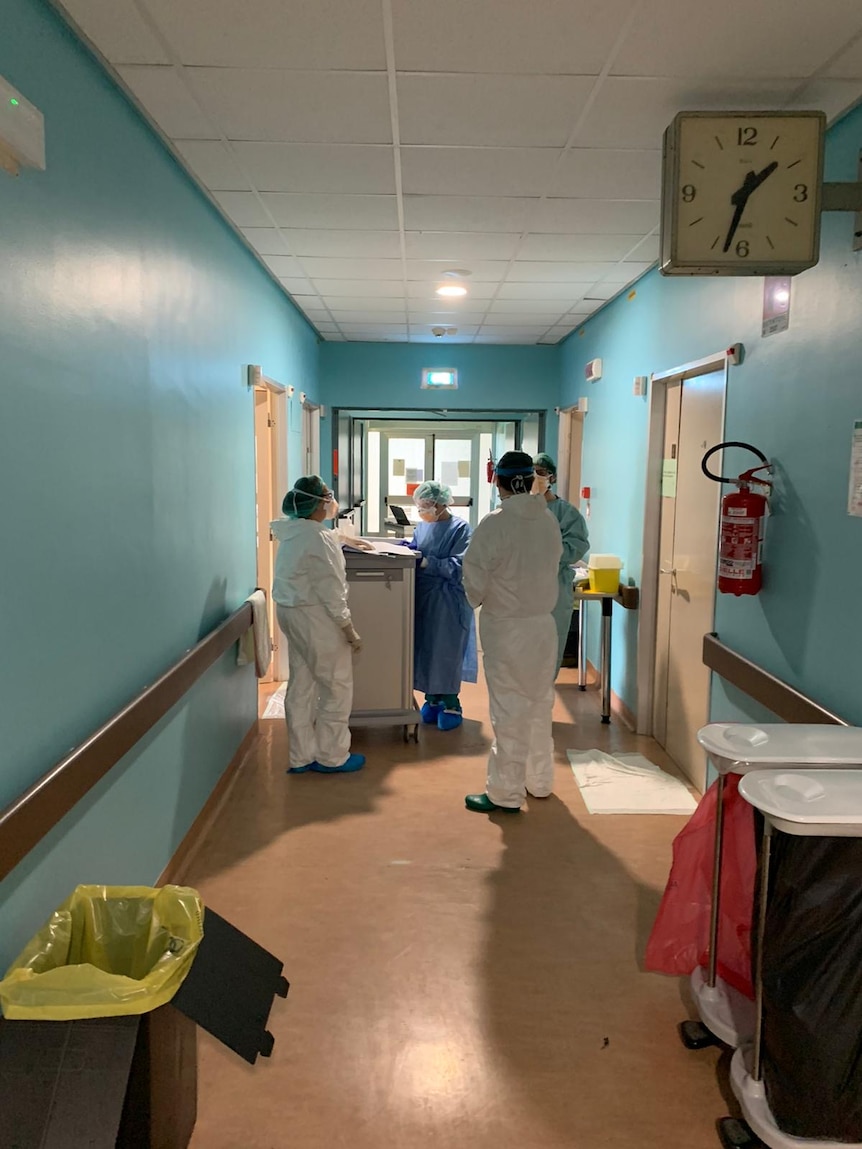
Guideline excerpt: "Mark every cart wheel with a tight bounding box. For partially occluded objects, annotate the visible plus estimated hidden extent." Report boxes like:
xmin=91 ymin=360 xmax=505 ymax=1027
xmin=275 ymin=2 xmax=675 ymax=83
xmin=402 ymin=726 xmax=410 ymax=743
xmin=717 ymin=1117 xmax=763 ymax=1149
xmin=411 ymin=725 xmax=419 ymax=743
xmin=678 ymin=1019 xmax=719 ymax=1050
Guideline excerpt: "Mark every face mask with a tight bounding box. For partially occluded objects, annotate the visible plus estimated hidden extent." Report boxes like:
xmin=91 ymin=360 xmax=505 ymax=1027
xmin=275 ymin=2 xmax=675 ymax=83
xmin=418 ymin=508 xmax=438 ymax=522
xmin=324 ymin=497 xmax=339 ymax=520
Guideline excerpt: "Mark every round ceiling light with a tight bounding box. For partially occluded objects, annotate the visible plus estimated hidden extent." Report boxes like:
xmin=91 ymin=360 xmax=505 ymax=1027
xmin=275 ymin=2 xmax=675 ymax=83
xmin=436 ymin=284 xmax=468 ymax=297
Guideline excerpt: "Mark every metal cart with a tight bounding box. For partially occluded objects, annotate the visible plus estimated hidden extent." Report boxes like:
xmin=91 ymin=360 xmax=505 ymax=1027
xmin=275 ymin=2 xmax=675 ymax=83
xmin=681 ymin=724 xmax=862 ymax=1053
xmin=721 ymin=767 xmax=862 ymax=1149
xmin=345 ymin=548 xmax=420 ymax=742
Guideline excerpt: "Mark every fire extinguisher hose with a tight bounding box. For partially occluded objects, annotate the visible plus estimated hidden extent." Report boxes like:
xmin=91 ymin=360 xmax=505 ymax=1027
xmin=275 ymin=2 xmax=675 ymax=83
xmin=701 ymin=441 xmax=769 ymax=485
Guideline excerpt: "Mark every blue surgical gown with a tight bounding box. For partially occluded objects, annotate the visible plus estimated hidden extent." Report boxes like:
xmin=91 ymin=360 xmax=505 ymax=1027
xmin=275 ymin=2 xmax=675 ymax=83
xmin=410 ymin=517 xmax=478 ymax=695
xmin=547 ymin=497 xmax=590 ymax=668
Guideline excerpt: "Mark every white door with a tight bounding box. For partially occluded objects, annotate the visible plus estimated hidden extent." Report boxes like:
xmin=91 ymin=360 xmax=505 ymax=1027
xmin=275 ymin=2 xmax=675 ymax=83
xmin=254 ymin=389 xmax=278 ymax=684
xmin=653 ymin=372 xmax=724 ymax=790
xmin=556 ymin=408 xmax=584 ymax=505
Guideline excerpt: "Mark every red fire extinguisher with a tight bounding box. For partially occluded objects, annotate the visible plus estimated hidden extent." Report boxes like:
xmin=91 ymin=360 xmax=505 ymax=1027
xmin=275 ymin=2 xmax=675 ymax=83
xmin=701 ymin=442 xmax=772 ymax=597
xmin=486 ymin=450 xmax=495 ymax=483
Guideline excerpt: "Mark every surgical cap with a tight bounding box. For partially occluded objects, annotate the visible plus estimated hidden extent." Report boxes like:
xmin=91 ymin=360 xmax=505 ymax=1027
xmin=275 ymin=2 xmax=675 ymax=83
xmin=413 ymin=480 xmax=453 ymax=508
xmin=533 ymin=452 xmax=557 ymax=476
xmin=282 ymin=474 xmax=329 ymax=519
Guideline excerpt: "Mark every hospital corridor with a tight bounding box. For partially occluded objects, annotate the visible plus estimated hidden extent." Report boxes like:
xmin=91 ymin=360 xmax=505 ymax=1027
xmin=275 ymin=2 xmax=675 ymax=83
xmin=2 ymin=2 xmax=862 ymax=1148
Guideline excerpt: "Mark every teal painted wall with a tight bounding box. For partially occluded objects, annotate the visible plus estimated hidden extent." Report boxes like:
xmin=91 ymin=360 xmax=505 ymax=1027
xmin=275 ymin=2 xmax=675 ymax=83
xmin=320 ymin=342 xmax=562 ymax=476
xmin=0 ymin=0 xmax=319 ymax=969
xmin=561 ymin=104 xmax=862 ymax=727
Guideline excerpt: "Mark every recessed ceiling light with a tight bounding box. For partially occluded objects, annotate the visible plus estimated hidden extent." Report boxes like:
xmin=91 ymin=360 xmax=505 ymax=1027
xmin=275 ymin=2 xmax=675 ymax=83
xmin=436 ymin=284 xmax=468 ymax=297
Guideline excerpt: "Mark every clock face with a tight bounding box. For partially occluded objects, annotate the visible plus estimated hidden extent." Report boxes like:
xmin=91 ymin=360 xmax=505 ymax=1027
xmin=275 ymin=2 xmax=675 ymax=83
xmin=661 ymin=111 xmax=825 ymax=276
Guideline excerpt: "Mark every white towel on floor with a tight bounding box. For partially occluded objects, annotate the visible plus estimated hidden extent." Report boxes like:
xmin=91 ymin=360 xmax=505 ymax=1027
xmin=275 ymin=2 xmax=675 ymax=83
xmin=236 ymin=589 xmax=272 ymax=678
xmin=568 ymin=749 xmax=697 ymax=815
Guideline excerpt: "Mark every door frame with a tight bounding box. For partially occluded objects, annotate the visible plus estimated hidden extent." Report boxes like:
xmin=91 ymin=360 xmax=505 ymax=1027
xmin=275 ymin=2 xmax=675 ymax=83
xmin=301 ymin=394 xmax=321 ymax=476
xmin=252 ymin=370 xmax=289 ymax=682
xmin=555 ymin=405 xmax=585 ymax=504
xmin=635 ymin=349 xmax=733 ymax=735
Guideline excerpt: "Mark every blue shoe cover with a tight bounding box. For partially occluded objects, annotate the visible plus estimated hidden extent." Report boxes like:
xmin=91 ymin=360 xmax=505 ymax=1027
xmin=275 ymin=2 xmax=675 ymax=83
xmin=437 ymin=708 xmax=463 ymax=731
xmin=421 ymin=701 xmax=442 ymax=724
xmin=287 ymin=763 xmax=314 ymax=774
xmin=310 ymin=753 xmax=366 ymax=774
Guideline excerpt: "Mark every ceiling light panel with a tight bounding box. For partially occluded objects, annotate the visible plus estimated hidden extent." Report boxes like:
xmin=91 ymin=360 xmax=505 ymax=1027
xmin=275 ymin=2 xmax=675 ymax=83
xmin=400 ymin=146 xmax=561 ymax=198
xmin=189 ymin=69 xmax=393 ymax=144
xmin=397 ymin=74 xmax=596 ymax=148
xmin=142 ymin=0 xmax=387 ymax=70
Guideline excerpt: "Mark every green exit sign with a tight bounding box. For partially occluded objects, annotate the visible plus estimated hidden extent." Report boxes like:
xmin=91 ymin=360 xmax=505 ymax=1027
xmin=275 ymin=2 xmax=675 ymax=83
xmin=421 ymin=368 xmax=458 ymax=390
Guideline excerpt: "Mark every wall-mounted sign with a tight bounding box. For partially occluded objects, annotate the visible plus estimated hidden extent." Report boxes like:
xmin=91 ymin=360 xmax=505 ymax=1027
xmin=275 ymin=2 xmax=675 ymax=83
xmin=849 ymin=419 xmax=862 ymax=518
xmin=762 ymin=276 xmax=792 ymax=338
xmin=421 ymin=368 xmax=458 ymax=390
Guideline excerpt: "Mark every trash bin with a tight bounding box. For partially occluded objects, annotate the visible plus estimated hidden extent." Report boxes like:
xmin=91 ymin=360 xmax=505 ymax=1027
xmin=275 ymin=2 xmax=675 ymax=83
xmin=0 ymin=886 xmax=289 ymax=1149
xmin=724 ymin=768 xmax=862 ymax=1149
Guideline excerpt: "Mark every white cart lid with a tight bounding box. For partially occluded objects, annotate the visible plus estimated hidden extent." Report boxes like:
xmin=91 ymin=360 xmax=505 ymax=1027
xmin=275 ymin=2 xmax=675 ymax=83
xmin=696 ymin=723 xmax=862 ymax=774
xmin=739 ymin=769 xmax=862 ymax=836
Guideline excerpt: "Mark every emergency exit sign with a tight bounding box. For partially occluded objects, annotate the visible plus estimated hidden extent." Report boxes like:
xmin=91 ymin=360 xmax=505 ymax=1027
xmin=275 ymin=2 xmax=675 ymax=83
xmin=421 ymin=368 xmax=458 ymax=390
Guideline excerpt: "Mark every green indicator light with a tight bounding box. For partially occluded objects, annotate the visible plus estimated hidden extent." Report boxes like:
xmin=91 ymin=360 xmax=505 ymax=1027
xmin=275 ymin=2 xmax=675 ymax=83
xmin=10 ymin=98 xmax=19 ymax=106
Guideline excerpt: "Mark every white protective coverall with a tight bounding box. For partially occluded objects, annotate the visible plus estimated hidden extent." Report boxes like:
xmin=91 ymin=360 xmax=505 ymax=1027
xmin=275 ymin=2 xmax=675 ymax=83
xmin=463 ymin=494 xmax=562 ymax=808
xmin=272 ymin=518 xmax=353 ymax=769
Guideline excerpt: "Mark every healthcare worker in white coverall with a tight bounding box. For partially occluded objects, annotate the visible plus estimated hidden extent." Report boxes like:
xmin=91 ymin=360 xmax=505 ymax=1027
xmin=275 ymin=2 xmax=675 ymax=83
xmin=272 ymin=475 xmax=365 ymax=776
xmin=462 ymin=451 xmax=562 ymax=813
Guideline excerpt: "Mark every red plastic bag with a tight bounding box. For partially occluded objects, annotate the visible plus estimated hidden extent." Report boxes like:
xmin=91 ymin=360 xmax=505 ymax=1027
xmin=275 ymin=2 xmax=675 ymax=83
xmin=644 ymin=774 xmax=756 ymax=999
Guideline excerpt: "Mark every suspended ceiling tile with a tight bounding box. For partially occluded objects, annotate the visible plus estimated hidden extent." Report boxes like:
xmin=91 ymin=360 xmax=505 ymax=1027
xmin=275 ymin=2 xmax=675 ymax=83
xmin=173 ymin=140 xmax=250 ymax=190
xmin=117 ymin=66 xmax=217 ymax=138
xmin=261 ymin=254 xmax=306 ymax=278
xmin=602 ymin=261 xmax=654 ymax=284
xmin=405 ymin=259 xmax=508 ymax=282
xmin=581 ymin=284 xmax=620 ymax=302
xmin=479 ymin=325 xmax=554 ymax=338
xmin=488 ymin=298 xmax=574 ymax=315
xmin=242 ymin=228 xmax=290 ymax=255
xmin=403 ymin=196 xmax=532 ymax=233
xmin=407 ymin=307 xmax=494 ymax=321
xmin=578 ymin=77 xmax=805 ymax=150
xmin=142 ymin=0 xmax=387 ymax=69
xmin=397 ymin=74 xmax=596 ymax=147
xmin=612 ymin=0 xmax=862 ymax=79
xmin=825 ymin=36 xmax=862 ymax=77
xmin=482 ymin=312 xmax=564 ymax=327
xmin=404 ymin=231 xmax=521 ymax=261
xmin=329 ymin=311 xmax=409 ymax=325
xmin=213 ymin=190 xmax=271 ymax=227
xmin=278 ymin=277 xmax=317 ymax=295
xmin=188 ymin=69 xmax=392 ymax=144
xmin=320 ymin=294 xmax=408 ymax=311
xmin=532 ymin=198 xmax=660 ymax=233
xmin=323 ymin=333 xmax=346 ymax=341
xmin=625 ymin=233 xmax=661 ymax=262
xmin=298 ymin=310 xmax=333 ymax=324
xmin=339 ymin=323 xmax=410 ymax=334
xmin=348 ymin=334 xmax=410 ymax=342
xmin=472 ymin=334 xmax=542 ymax=344
xmin=283 ymin=230 xmax=402 ymax=258
xmin=316 ymin=324 xmax=341 ymax=334
xmin=496 ymin=282 xmax=591 ymax=301
xmin=552 ymin=148 xmax=662 ymax=199
xmin=301 ymin=256 xmax=404 ymax=280
xmin=411 ymin=325 xmax=480 ymax=337
xmin=400 ymin=146 xmax=561 ymax=198
xmin=786 ymin=78 xmax=862 ymax=122
xmin=290 ymin=295 xmax=327 ymax=311
xmin=313 ymin=281 xmax=405 ymax=299
xmin=59 ymin=0 xmax=170 ymax=64
xmin=538 ymin=327 xmax=576 ymax=344
xmin=391 ymin=0 xmax=630 ymax=74
xmin=518 ymin=233 xmax=648 ymax=262
xmin=508 ymin=261 xmax=618 ymax=283
xmin=230 ymin=143 xmax=395 ymax=194
xmin=260 ymin=193 xmax=398 ymax=230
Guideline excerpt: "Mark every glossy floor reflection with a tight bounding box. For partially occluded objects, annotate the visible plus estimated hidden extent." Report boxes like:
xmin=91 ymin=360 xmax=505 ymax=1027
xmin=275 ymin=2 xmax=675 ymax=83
xmin=186 ymin=670 xmax=724 ymax=1148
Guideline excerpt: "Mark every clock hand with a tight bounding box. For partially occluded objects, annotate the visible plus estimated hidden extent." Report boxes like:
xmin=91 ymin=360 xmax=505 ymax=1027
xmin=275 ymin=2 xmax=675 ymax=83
xmin=750 ymin=160 xmax=779 ymax=191
xmin=722 ymin=170 xmax=758 ymax=252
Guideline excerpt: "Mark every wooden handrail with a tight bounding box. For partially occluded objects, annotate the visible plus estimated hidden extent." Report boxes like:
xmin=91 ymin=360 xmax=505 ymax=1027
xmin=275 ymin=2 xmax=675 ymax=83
xmin=703 ymin=633 xmax=847 ymax=726
xmin=0 ymin=602 xmax=253 ymax=883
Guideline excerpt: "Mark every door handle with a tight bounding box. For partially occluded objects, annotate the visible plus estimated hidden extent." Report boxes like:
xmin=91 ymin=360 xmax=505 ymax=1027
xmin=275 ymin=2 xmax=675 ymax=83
xmin=660 ymin=567 xmax=677 ymax=575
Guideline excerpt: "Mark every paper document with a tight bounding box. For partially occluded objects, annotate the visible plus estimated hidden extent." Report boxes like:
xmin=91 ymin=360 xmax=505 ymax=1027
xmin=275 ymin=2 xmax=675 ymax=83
xmin=342 ymin=538 xmax=419 ymax=558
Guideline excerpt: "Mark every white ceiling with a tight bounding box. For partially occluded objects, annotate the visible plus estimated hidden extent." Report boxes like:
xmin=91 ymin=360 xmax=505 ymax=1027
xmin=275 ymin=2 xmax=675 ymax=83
xmin=57 ymin=0 xmax=862 ymax=344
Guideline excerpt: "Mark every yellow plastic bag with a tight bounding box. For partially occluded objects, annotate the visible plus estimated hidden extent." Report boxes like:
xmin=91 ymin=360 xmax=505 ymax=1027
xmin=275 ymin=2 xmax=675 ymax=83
xmin=0 ymin=884 xmax=204 ymax=1021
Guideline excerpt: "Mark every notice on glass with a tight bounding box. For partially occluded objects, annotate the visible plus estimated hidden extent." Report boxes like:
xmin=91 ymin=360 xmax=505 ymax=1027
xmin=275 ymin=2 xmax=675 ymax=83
xmin=457 ymin=459 xmax=471 ymax=479
xmin=849 ymin=420 xmax=862 ymax=517
xmin=441 ymin=460 xmax=459 ymax=485
xmin=392 ymin=458 xmax=405 ymax=477
xmin=661 ymin=458 xmax=677 ymax=498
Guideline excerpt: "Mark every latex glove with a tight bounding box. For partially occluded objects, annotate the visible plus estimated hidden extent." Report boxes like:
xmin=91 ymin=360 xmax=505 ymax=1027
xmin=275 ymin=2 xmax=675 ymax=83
xmin=351 ymin=536 xmax=376 ymax=552
xmin=341 ymin=621 xmax=363 ymax=653
xmin=532 ymin=475 xmax=551 ymax=497
xmin=420 ymin=557 xmax=429 ymax=568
